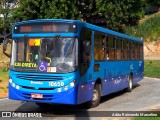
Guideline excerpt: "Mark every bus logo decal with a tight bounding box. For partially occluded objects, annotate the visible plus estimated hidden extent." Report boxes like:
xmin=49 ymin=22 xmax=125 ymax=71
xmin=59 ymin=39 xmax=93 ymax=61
xmin=130 ymin=64 xmax=134 ymax=70
xmin=38 ymin=62 xmax=48 ymax=72
xmin=114 ymin=79 xmax=121 ymax=85
xmin=31 ymin=81 xmax=43 ymax=85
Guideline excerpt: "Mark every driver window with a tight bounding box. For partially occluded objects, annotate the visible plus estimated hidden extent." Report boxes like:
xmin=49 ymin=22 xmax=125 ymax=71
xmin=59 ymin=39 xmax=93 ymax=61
xmin=17 ymin=39 xmax=24 ymax=61
xmin=80 ymin=28 xmax=92 ymax=75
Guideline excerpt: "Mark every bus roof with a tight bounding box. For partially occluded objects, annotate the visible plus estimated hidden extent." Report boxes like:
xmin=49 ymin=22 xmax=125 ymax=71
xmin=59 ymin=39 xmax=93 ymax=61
xmin=13 ymin=19 xmax=143 ymax=43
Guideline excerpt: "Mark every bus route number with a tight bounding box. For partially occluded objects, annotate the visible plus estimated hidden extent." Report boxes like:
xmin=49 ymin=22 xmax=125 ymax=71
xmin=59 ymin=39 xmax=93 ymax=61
xmin=49 ymin=82 xmax=64 ymax=87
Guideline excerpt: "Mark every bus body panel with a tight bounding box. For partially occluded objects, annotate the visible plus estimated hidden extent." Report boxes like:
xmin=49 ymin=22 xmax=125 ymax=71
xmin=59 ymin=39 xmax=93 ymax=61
xmin=9 ymin=83 xmax=78 ymax=104
xmin=92 ymin=60 xmax=144 ymax=96
xmin=7 ymin=19 xmax=144 ymax=106
xmin=9 ymin=70 xmax=80 ymax=105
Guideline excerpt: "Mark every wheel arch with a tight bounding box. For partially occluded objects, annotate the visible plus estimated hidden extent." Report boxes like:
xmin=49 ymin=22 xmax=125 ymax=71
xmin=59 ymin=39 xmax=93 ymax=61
xmin=130 ymin=72 xmax=133 ymax=80
xmin=94 ymin=77 xmax=102 ymax=96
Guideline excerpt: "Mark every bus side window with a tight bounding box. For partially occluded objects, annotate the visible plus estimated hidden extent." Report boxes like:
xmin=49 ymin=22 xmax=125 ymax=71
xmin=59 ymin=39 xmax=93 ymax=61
xmin=82 ymin=41 xmax=91 ymax=63
xmin=116 ymin=38 xmax=122 ymax=60
xmin=140 ymin=43 xmax=143 ymax=60
xmin=109 ymin=49 xmax=115 ymax=60
xmin=94 ymin=47 xmax=104 ymax=61
xmin=106 ymin=49 xmax=109 ymax=60
xmin=94 ymin=32 xmax=105 ymax=61
xmin=107 ymin=36 xmax=115 ymax=60
xmin=123 ymin=40 xmax=129 ymax=60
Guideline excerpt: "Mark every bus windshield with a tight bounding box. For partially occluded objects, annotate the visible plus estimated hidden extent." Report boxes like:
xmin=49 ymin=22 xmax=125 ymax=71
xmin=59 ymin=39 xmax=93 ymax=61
xmin=10 ymin=37 xmax=78 ymax=73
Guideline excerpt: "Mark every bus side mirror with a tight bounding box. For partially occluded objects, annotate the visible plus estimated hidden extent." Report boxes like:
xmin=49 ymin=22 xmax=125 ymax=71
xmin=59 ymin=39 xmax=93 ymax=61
xmin=3 ymin=33 xmax=12 ymax=58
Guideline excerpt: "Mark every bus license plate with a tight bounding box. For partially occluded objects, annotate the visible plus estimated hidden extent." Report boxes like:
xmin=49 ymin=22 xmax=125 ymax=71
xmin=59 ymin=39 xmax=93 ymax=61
xmin=31 ymin=94 xmax=43 ymax=98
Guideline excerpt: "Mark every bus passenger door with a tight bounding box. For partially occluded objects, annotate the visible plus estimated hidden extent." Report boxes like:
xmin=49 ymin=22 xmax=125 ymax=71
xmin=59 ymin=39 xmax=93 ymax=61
xmin=78 ymin=28 xmax=93 ymax=104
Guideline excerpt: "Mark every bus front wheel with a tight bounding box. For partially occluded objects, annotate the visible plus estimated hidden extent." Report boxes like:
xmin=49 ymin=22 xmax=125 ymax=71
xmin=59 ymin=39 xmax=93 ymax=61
xmin=87 ymin=83 xmax=101 ymax=108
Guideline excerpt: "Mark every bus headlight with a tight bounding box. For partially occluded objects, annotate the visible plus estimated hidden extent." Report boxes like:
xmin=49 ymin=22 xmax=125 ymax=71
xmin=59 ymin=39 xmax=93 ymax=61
xmin=70 ymin=82 xmax=74 ymax=87
xmin=57 ymin=88 xmax=61 ymax=92
xmin=9 ymin=79 xmax=12 ymax=83
xmin=16 ymin=85 xmax=20 ymax=90
xmin=64 ymin=86 xmax=68 ymax=91
xmin=12 ymin=83 xmax=15 ymax=87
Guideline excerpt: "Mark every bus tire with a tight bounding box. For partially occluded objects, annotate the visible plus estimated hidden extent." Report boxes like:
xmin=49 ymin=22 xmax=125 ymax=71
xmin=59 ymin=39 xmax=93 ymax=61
xmin=87 ymin=83 xmax=101 ymax=108
xmin=127 ymin=75 xmax=133 ymax=92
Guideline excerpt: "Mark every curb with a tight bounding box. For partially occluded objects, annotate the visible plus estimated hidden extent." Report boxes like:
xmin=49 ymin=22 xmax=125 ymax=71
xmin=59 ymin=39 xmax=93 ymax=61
xmin=138 ymin=104 xmax=160 ymax=111
xmin=0 ymin=96 xmax=8 ymax=99
xmin=0 ymin=97 xmax=8 ymax=100
xmin=144 ymin=77 xmax=160 ymax=80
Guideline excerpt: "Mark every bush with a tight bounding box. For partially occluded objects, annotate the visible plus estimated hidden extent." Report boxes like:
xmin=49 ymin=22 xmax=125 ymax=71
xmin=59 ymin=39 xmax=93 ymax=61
xmin=1 ymin=68 xmax=7 ymax=72
xmin=124 ymin=12 xmax=160 ymax=42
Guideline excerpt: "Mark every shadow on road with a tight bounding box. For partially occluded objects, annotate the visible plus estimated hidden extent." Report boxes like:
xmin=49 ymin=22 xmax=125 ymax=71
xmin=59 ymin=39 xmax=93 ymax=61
xmin=14 ymin=84 xmax=140 ymax=118
xmin=100 ymin=83 xmax=140 ymax=104
xmin=15 ymin=100 xmax=91 ymax=118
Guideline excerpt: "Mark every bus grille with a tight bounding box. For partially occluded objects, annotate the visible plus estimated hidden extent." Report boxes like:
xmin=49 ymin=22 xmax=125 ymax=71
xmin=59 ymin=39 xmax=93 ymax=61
xmin=16 ymin=74 xmax=64 ymax=81
xmin=21 ymin=86 xmax=55 ymax=90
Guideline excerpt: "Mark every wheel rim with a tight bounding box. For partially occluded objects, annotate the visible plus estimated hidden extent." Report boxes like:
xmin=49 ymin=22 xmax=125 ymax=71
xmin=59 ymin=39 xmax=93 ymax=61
xmin=93 ymin=89 xmax=98 ymax=102
xmin=129 ymin=78 xmax=132 ymax=89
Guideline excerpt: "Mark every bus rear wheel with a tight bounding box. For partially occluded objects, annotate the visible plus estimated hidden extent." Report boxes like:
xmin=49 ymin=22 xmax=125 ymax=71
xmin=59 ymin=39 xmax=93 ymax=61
xmin=127 ymin=75 xmax=133 ymax=92
xmin=87 ymin=83 xmax=101 ymax=108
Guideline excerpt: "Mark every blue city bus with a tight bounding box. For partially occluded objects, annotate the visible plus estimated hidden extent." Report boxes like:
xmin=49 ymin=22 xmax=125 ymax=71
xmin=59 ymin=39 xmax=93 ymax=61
xmin=3 ymin=19 xmax=144 ymax=108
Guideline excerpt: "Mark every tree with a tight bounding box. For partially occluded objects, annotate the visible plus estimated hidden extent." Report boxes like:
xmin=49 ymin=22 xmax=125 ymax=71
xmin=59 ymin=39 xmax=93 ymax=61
xmin=94 ymin=0 xmax=145 ymax=31
xmin=11 ymin=0 xmax=145 ymax=32
xmin=11 ymin=0 xmax=80 ymax=22
xmin=76 ymin=0 xmax=145 ymax=31
xmin=144 ymin=0 xmax=160 ymax=12
xmin=0 ymin=0 xmax=18 ymax=34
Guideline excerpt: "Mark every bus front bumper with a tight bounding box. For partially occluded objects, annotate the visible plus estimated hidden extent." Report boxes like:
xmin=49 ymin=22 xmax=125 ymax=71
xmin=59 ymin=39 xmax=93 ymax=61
xmin=8 ymin=83 xmax=78 ymax=105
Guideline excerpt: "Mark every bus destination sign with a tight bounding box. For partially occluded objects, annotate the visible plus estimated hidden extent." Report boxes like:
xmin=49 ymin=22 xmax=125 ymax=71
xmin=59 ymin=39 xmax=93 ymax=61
xmin=14 ymin=22 xmax=77 ymax=33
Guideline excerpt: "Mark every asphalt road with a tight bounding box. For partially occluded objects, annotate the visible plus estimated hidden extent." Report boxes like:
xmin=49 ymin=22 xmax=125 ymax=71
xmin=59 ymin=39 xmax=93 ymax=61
xmin=0 ymin=77 xmax=160 ymax=120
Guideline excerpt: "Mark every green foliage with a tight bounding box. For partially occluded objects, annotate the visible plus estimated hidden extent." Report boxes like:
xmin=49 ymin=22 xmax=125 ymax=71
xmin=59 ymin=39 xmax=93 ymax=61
xmin=0 ymin=0 xmax=17 ymax=34
xmin=124 ymin=13 xmax=160 ymax=42
xmin=95 ymin=0 xmax=144 ymax=31
xmin=134 ymin=117 xmax=160 ymax=120
xmin=0 ymin=71 xmax=8 ymax=82
xmin=10 ymin=0 xmax=145 ymax=32
xmin=1 ymin=68 xmax=7 ymax=72
xmin=145 ymin=0 xmax=160 ymax=6
xmin=144 ymin=60 xmax=160 ymax=78
xmin=11 ymin=0 xmax=80 ymax=23
xmin=0 ymin=86 xmax=5 ymax=89
xmin=0 ymin=18 xmax=4 ymax=32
